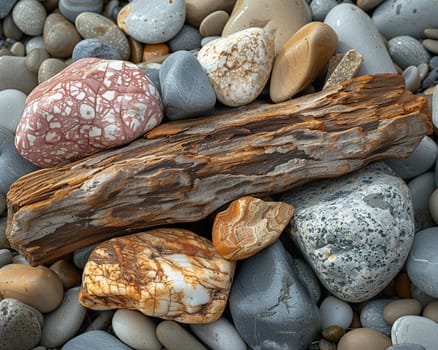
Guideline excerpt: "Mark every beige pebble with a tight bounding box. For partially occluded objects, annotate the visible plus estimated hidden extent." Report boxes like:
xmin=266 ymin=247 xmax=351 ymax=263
xmin=25 ymin=48 xmax=50 ymax=74
xmin=49 ymin=259 xmax=82 ymax=289
xmin=186 ymin=0 xmax=235 ymax=27
xmin=86 ymin=310 xmax=115 ymax=331
xmin=38 ymin=58 xmax=67 ymax=83
xmin=356 ymin=0 xmax=385 ymax=11
xmin=337 ymin=328 xmax=391 ymax=350
xmin=423 ymin=38 xmax=438 ymax=55
xmin=199 ymin=10 xmax=229 ymax=37
xmin=425 ymin=28 xmax=438 ymax=40
xmin=212 ymin=196 xmax=294 ymax=260
xmin=422 ymin=300 xmax=438 ymax=322
xmin=0 ymin=263 xmax=64 ymax=313
xmin=222 ymin=0 xmax=311 ymax=55
xmin=383 ymin=298 xmax=422 ymax=325
xmin=323 ymin=49 xmax=363 ymax=89
xmin=198 ymin=27 xmax=274 ymax=107
xmin=10 ymin=42 xmax=25 ymax=56
xmin=270 ymin=21 xmax=338 ymax=103
xmin=43 ymin=13 xmax=81 ymax=58
xmin=128 ymin=36 xmax=144 ymax=64
xmin=157 ymin=320 xmax=207 ymax=350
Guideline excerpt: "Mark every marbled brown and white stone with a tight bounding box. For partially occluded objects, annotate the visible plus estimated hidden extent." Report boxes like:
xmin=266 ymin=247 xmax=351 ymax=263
xmin=15 ymin=58 xmax=163 ymax=167
xmin=212 ymin=196 xmax=294 ymax=260
xmin=197 ymin=27 xmax=274 ymax=107
xmin=269 ymin=21 xmax=338 ymax=103
xmin=222 ymin=0 xmax=311 ymax=55
xmin=280 ymin=162 xmax=415 ymax=302
xmin=79 ymin=228 xmax=235 ymax=324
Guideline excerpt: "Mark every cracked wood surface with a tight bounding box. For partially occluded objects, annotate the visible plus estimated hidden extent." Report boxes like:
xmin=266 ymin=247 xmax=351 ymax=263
xmin=6 ymin=74 xmax=432 ymax=266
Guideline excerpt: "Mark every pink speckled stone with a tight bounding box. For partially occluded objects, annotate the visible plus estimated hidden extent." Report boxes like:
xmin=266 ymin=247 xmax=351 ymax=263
xmin=15 ymin=58 xmax=163 ymax=168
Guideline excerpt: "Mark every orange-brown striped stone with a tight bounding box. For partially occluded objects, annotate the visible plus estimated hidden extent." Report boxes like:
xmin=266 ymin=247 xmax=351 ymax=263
xmin=79 ymin=228 xmax=235 ymax=324
xmin=212 ymin=196 xmax=294 ymax=260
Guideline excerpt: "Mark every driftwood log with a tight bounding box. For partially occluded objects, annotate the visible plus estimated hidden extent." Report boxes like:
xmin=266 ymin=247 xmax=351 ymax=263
xmin=7 ymin=74 xmax=432 ymax=266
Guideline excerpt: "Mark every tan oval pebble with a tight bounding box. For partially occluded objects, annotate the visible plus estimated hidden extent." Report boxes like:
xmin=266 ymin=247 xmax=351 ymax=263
xmin=213 ymin=196 xmax=294 ymax=260
xmin=186 ymin=0 xmax=235 ymax=27
xmin=25 ymin=48 xmax=50 ymax=74
xmin=128 ymin=36 xmax=144 ymax=64
xmin=337 ymin=328 xmax=391 ymax=350
xmin=395 ymin=273 xmax=412 ymax=299
xmin=199 ymin=10 xmax=229 ymax=37
xmin=319 ymin=338 xmax=337 ymax=350
xmin=197 ymin=27 xmax=274 ymax=107
xmin=49 ymin=259 xmax=82 ymax=289
xmin=10 ymin=42 xmax=25 ymax=56
xmin=418 ymin=62 xmax=429 ymax=80
xmin=156 ymin=320 xmax=207 ymax=350
xmin=425 ymin=28 xmax=438 ymax=40
xmin=43 ymin=13 xmax=81 ymax=58
xmin=322 ymin=325 xmax=345 ymax=343
xmin=383 ymin=298 xmax=422 ymax=325
xmin=423 ymin=39 xmax=438 ymax=55
xmin=223 ymin=0 xmax=311 ymax=55
xmin=0 ymin=263 xmax=64 ymax=313
xmin=356 ymin=0 xmax=385 ymax=11
xmin=422 ymin=300 xmax=438 ymax=322
xmin=142 ymin=43 xmax=169 ymax=63
xmin=270 ymin=21 xmax=337 ymax=103
xmin=75 ymin=12 xmax=130 ymax=60
xmin=38 ymin=58 xmax=67 ymax=83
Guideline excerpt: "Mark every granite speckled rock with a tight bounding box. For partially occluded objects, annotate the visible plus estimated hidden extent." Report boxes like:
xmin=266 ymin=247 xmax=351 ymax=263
xmin=388 ymin=36 xmax=431 ymax=69
xmin=229 ymin=240 xmax=321 ymax=350
xmin=197 ymin=27 xmax=274 ymax=107
xmin=79 ymin=228 xmax=235 ymax=324
xmin=281 ymin=162 xmax=415 ymax=302
xmin=15 ymin=58 xmax=163 ymax=167
xmin=117 ymin=0 xmax=185 ymax=44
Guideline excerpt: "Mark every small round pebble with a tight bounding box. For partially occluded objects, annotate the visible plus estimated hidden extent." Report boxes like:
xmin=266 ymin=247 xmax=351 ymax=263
xmin=12 ymin=254 xmax=28 ymax=264
xmin=168 ymin=24 xmax=202 ymax=52
xmin=112 ymin=309 xmax=161 ymax=350
xmin=156 ymin=320 xmax=207 ymax=350
xmin=422 ymin=300 xmax=438 ymax=322
xmin=49 ymin=259 xmax=82 ymax=289
xmin=3 ymin=14 xmax=23 ymax=40
xmin=388 ymin=36 xmax=431 ymax=69
xmin=72 ymin=38 xmax=122 ymax=61
xmin=43 ymin=13 xmax=81 ymax=58
xmin=41 ymin=287 xmax=87 ymax=348
xmin=0 ymin=298 xmax=42 ymax=350
xmin=319 ymin=296 xmax=354 ymax=330
xmin=59 ymin=0 xmax=104 ymax=22
xmin=9 ymin=41 xmax=24 ymax=56
xmin=38 ymin=58 xmax=67 ymax=83
xmin=383 ymin=299 xmax=422 ymax=325
xmin=85 ymin=310 xmax=114 ymax=332
xmin=61 ymin=330 xmax=132 ymax=350
xmin=337 ymin=328 xmax=391 ymax=350
xmin=190 ymin=316 xmax=247 ymax=350
xmin=310 ymin=0 xmax=338 ymax=21
xmin=411 ymin=283 xmax=436 ymax=308
xmin=321 ymin=325 xmax=344 ymax=343
xmin=25 ymin=35 xmax=45 ymax=53
xmin=391 ymin=315 xmax=438 ymax=349
xmin=423 ymin=39 xmax=438 ymax=55
xmin=394 ymin=273 xmax=412 ymax=299
xmin=0 ymin=248 xmax=12 ymax=267
xmin=408 ymin=171 xmax=435 ymax=231
xmin=0 ymin=0 xmax=18 ymax=19
xmin=421 ymin=67 xmax=438 ymax=89
xmin=73 ymin=242 xmax=99 ymax=269
xmin=360 ymin=299 xmax=392 ymax=336
xmin=418 ymin=62 xmax=429 ymax=80
xmin=402 ymin=66 xmax=421 ymax=92
xmin=199 ymin=10 xmax=229 ymax=37
xmin=25 ymin=48 xmax=50 ymax=74
xmin=0 ymin=55 xmax=38 ymax=94
xmin=12 ymin=0 xmax=46 ymax=35
xmin=0 ymin=88 xmax=26 ymax=133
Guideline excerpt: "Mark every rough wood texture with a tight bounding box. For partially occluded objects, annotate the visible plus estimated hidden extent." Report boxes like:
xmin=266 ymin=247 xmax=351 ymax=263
xmin=6 ymin=74 xmax=432 ymax=266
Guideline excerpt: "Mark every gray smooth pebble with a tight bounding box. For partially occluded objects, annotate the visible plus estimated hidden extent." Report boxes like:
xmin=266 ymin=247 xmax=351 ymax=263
xmin=310 ymin=0 xmax=338 ymax=21
xmin=402 ymin=65 xmax=421 ymax=92
xmin=408 ymin=171 xmax=435 ymax=231
xmin=168 ymin=25 xmax=202 ymax=52
xmin=360 ymin=299 xmax=393 ymax=336
xmin=387 ymin=344 xmax=426 ymax=350
xmin=156 ymin=321 xmax=206 ymax=350
xmin=0 ymin=248 xmax=12 ymax=267
xmin=61 ymin=330 xmax=132 ymax=350
xmin=2 ymin=13 xmax=23 ymax=40
xmin=72 ymin=38 xmax=121 ymax=61
xmin=388 ymin=36 xmax=431 ymax=69
xmin=11 ymin=0 xmax=46 ymax=36
xmin=0 ymin=194 xmax=5 ymax=215
xmin=59 ymin=0 xmax=103 ymax=22
xmin=411 ymin=283 xmax=436 ymax=308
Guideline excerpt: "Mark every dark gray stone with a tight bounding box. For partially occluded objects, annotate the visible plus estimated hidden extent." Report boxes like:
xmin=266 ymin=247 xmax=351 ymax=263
xmin=408 ymin=171 xmax=435 ymax=231
xmin=421 ymin=67 xmax=438 ymax=90
xmin=142 ymin=64 xmax=161 ymax=95
xmin=0 ymin=0 xmax=18 ymax=19
xmin=387 ymin=344 xmax=426 ymax=350
xmin=229 ymin=240 xmax=321 ymax=350
xmin=410 ymin=283 xmax=435 ymax=307
xmin=58 ymin=0 xmax=103 ymax=22
xmin=407 ymin=227 xmax=438 ymax=298
xmin=0 ymin=298 xmax=42 ymax=350
xmin=310 ymin=0 xmax=338 ymax=21
xmin=73 ymin=242 xmax=99 ymax=270
xmin=388 ymin=36 xmax=431 ymax=69
xmin=360 ymin=299 xmax=393 ymax=336
xmin=168 ymin=25 xmax=201 ymax=52
xmin=72 ymin=39 xmax=121 ymax=61
xmin=429 ymin=56 xmax=438 ymax=70
xmin=61 ymin=330 xmax=132 ymax=350
xmin=0 ymin=127 xmax=38 ymax=196
xmin=160 ymin=50 xmax=216 ymax=120
xmin=280 ymin=162 xmax=415 ymax=302
xmin=292 ymin=258 xmax=321 ymax=303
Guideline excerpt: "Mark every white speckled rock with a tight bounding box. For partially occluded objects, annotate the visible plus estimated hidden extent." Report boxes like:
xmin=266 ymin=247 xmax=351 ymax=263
xmin=112 ymin=309 xmax=161 ymax=350
xmin=280 ymin=162 xmax=415 ymax=302
xmin=319 ymin=296 xmax=353 ymax=330
xmin=190 ymin=316 xmax=247 ymax=350
xmin=324 ymin=3 xmax=396 ymax=75
xmin=197 ymin=27 xmax=274 ymax=107
xmin=391 ymin=315 xmax=438 ymax=349
xmin=12 ymin=0 xmax=46 ymax=36
xmin=117 ymin=0 xmax=185 ymax=44
xmin=0 ymin=89 xmax=26 ymax=133
xmin=41 ymin=287 xmax=87 ymax=348
xmin=372 ymin=0 xmax=438 ymax=39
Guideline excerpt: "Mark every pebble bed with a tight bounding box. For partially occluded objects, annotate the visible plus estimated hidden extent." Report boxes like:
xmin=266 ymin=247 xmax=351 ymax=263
xmin=1 ymin=0 xmax=438 ymax=349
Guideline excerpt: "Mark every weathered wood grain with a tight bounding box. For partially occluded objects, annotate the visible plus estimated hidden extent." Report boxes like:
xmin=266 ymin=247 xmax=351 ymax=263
xmin=6 ymin=74 xmax=432 ymax=266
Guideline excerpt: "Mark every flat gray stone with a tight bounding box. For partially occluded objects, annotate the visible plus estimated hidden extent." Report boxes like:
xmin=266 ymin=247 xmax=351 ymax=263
xmin=59 ymin=0 xmax=103 ymax=22
xmin=360 ymin=299 xmax=393 ymax=336
xmin=410 ymin=283 xmax=435 ymax=308
xmin=281 ymin=162 xmax=415 ymax=302
xmin=160 ymin=50 xmax=216 ymax=120
xmin=168 ymin=25 xmax=201 ymax=52
xmin=229 ymin=240 xmax=321 ymax=350
xmin=388 ymin=36 xmax=431 ymax=69
xmin=407 ymin=227 xmax=438 ymax=297
xmin=61 ymin=330 xmax=132 ymax=350
xmin=72 ymin=39 xmax=121 ymax=61
xmin=391 ymin=316 xmax=438 ymax=349
xmin=310 ymin=0 xmax=338 ymax=21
